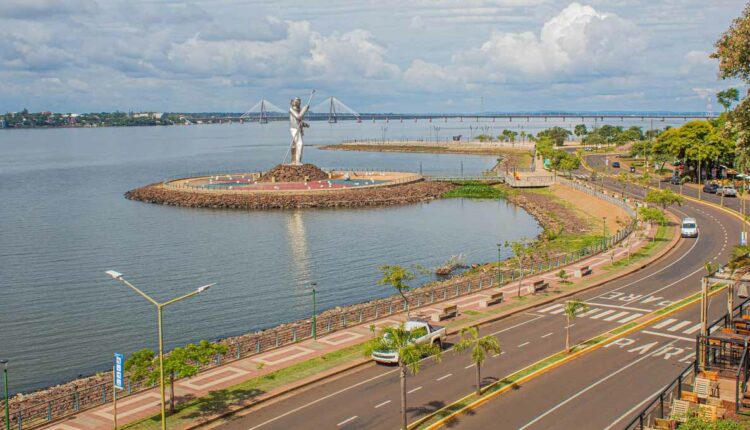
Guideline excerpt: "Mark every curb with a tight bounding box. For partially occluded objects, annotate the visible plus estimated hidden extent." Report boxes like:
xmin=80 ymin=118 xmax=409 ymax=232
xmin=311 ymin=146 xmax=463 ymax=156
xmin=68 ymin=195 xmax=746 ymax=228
xmin=187 ymin=219 xmax=680 ymax=430
xmin=415 ymin=284 xmax=727 ymax=430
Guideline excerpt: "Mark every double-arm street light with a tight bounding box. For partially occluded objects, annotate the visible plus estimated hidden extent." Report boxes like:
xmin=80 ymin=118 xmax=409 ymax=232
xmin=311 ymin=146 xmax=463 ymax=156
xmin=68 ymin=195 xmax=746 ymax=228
xmin=105 ymin=271 xmax=214 ymax=430
xmin=1 ymin=359 xmax=8 ymax=430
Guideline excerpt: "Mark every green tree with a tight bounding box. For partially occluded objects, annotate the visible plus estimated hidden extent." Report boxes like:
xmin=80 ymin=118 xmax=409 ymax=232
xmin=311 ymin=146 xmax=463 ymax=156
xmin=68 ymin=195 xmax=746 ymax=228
xmin=378 ymin=265 xmax=416 ymax=318
xmin=574 ymin=124 xmax=588 ymax=139
xmin=454 ymin=326 xmax=501 ymax=395
xmin=678 ymin=416 xmax=743 ymax=430
xmin=638 ymin=206 xmax=667 ymax=230
xmin=717 ymin=88 xmax=740 ymax=112
xmin=364 ymin=325 xmax=442 ymax=430
xmin=645 ymin=189 xmax=683 ymax=210
xmin=564 ymin=299 xmax=589 ymax=352
xmin=537 ymin=127 xmax=571 ymax=146
xmin=616 ymin=172 xmax=630 ymax=197
xmin=163 ymin=341 xmax=227 ymax=412
xmin=558 ymin=152 xmax=580 ymax=177
xmin=123 ymin=340 xmax=228 ymax=413
xmin=504 ymin=238 xmax=532 ymax=297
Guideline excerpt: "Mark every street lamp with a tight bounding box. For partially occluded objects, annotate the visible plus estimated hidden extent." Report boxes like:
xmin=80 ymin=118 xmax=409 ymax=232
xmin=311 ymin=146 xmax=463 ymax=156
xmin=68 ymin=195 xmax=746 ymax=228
xmin=311 ymin=282 xmax=318 ymax=340
xmin=602 ymin=217 xmax=607 ymax=250
xmin=1 ymin=359 xmax=8 ymax=430
xmin=105 ymin=271 xmax=214 ymax=430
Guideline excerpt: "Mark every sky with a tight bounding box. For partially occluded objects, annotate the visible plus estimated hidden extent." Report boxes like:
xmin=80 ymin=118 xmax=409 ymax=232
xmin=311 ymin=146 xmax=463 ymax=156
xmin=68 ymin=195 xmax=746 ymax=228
xmin=0 ymin=0 xmax=747 ymax=113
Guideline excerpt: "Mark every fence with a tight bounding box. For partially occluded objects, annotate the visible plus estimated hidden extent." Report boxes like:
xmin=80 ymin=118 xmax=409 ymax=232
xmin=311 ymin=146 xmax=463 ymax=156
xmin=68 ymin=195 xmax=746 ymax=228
xmin=339 ymin=138 xmax=535 ymax=149
xmin=161 ymin=170 xmax=424 ymax=194
xmin=2 ymin=177 xmax=638 ymax=430
xmin=623 ymin=299 xmax=750 ymax=429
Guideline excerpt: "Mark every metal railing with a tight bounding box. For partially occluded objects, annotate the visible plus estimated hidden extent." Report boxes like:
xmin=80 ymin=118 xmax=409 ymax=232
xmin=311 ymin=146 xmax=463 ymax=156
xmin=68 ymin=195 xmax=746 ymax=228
xmin=2 ymin=174 xmax=638 ymax=430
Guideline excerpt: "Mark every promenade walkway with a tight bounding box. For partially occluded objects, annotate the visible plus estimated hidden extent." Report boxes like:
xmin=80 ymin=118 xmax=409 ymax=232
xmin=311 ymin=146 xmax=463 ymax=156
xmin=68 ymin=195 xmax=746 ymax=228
xmin=40 ymin=220 xmax=660 ymax=430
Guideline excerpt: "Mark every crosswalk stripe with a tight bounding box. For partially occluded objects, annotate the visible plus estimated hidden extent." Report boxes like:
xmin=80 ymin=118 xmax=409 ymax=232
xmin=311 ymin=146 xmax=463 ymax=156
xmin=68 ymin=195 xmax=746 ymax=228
xmin=580 ymin=308 xmax=602 ymax=317
xmin=618 ymin=313 xmax=643 ymax=323
xmin=684 ymin=323 xmax=702 ymax=334
xmin=548 ymin=307 xmax=566 ymax=315
xmin=590 ymin=310 xmax=615 ymax=320
xmin=653 ymin=318 xmax=677 ymax=329
xmin=604 ymin=311 xmax=630 ymax=322
xmin=667 ymin=321 xmax=692 ymax=332
xmin=539 ymin=304 xmax=563 ymax=313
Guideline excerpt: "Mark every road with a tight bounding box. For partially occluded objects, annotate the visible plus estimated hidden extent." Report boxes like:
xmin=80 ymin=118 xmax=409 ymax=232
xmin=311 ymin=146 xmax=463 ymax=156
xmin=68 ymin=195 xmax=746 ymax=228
xmin=211 ymin=165 xmax=741 ymax=430
xmin=448 ymin=154 xmax=744 ymax=429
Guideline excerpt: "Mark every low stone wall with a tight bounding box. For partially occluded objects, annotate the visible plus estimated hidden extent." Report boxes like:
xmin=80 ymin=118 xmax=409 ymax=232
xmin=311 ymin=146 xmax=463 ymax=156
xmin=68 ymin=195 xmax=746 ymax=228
xmin=125 ymin=180 xmax=453 ymax=210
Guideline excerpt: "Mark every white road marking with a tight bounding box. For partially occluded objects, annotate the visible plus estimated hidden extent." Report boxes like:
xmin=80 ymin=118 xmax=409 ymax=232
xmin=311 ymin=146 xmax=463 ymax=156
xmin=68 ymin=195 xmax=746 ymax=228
xmin=580 ymin=308 xmax=602 ymax=317
xmin=337 ymin=416 xmax=357 ymax=427
xmin=653 ymin=318 xmax=677 ymax=329
xmin=642 ymin=330 xmax=695 ymax=342
xmin=603 ymin=386 xmax=675 ymax=430
xmin=518 ymin=341 xmax=531 ymax=348
xmin=489 ymin=315 xmax=545 ymax=337
xmin=465 ymin=364 xmax=475 ymax=369
xmin=666 ymin=321 xmax=692 ymax=332
xmin=437 ymin=374 xmax=452 ymax=381
xmin=407 ymin=386 xmax=422 ymax=394
xmin=584 ymin=302 xmax=651 ymax=312
xmin=617 ymin=313 xmax=643 ymax=323
xmin=590 ymin=310 xmax=615 ymax=320
xmin=518 ymin=341 xmax=678 ymax=430
xmin=684 ymin=323 xmax=703 ymax=334
xmin=539 ymin=304 xmax=563 ymax=313
xmin=374 ymin=400 xmax=391 ymax=409
xmin=541 ymin=332 xmax=553 ymax=338
xmin=548 ymin=307 xmax=566 ymax=315
xmin=604 ymin=311 xmax=630 ymax=322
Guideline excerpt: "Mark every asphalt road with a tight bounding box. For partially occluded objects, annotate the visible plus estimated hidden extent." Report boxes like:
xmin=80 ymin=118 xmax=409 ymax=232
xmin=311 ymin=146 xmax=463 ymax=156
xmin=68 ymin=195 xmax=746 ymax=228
xmin=212 ymin=166 xmax=741 ymax=430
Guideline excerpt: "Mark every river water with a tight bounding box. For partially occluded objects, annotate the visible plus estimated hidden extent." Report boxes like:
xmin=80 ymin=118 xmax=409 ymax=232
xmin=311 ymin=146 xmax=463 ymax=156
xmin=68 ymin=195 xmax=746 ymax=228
xmin=0 ymin=121 xmax=547 ymax=393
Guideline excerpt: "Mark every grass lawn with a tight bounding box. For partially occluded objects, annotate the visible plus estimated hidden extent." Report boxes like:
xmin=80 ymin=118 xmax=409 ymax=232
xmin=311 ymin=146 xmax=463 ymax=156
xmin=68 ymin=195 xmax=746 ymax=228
xmin=442 ymin=181 xmax=507 ymax=199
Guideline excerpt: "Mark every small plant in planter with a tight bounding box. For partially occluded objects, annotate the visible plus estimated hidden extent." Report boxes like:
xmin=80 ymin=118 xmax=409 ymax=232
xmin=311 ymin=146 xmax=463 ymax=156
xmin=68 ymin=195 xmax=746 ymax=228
xmin=558 ymin=269 xmax=571 ymax=285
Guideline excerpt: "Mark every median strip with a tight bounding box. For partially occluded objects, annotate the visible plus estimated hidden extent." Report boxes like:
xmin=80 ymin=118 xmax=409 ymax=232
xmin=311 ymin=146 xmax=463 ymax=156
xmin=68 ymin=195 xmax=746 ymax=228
xmin=409 ymin=283 xmax=727 ymax=430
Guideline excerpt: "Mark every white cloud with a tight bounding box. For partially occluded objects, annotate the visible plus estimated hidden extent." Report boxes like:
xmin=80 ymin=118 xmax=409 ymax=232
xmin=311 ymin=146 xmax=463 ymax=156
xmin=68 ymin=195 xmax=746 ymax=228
xmin=0 ymin=0 xmax=98 ymax=19
xmin=305 ymin=29 xmax=399 ymax=79
xmin=406 ymin=2 xmax=648 ymax=86
xmin=410 ymin=16 xmax=425 ymax=29
xmin=684 ymin=50 xmax=713 ymax=66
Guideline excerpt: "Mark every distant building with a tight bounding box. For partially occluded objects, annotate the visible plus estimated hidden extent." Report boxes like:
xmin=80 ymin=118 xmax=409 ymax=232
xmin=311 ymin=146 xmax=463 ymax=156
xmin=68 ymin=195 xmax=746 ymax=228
xmin=0 ymin=119 xmax=6 ymax=128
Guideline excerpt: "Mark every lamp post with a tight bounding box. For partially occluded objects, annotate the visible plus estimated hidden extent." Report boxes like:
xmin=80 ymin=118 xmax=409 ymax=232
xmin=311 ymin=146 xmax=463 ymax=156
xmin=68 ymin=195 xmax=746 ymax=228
xmin=105 ymin=271 xmax=214 ymax=430
xmin=1 ymin=359 xmax=8 ymax=430
xmin=311 ymin=282 xmax=318 ymax=340
xmin=496 ymin=243 xmax=502 ymax=287
xmin=602 ymin=217 xmax=607 ymax=250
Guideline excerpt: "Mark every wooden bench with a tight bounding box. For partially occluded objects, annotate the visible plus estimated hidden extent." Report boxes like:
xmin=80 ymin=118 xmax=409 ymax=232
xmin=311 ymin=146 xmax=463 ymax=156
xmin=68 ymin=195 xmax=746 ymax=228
xmin=431 ymin=304 xmax=458 ymax=322
xmin=573 ymin=265 xmax=592 ymax=278
xmin=681 ymin=391 xmax=699 ymax=403
xmin=479 ymin=291 xmax=504 ymax=308
xmin=653 ymin=418 xmax=676 ymax=430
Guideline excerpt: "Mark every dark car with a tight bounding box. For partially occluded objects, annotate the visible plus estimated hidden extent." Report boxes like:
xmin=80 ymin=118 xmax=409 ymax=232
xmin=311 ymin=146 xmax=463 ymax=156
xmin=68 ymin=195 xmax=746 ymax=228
xmin=629 ymin=166 xmax=636 ymax=173
xmin=703 ymin=182 xmax=719 ymax=194
xmin=611 ymin=161 xmax=620 ymax=168
xmin=669 ymin=176 xmax=682 ymax=185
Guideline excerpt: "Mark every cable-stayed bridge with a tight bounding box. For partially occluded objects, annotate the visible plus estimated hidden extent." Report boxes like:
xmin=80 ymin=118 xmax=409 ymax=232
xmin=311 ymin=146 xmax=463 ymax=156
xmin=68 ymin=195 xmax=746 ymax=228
xmin=206 ymin=96 xmax=719 ymax=124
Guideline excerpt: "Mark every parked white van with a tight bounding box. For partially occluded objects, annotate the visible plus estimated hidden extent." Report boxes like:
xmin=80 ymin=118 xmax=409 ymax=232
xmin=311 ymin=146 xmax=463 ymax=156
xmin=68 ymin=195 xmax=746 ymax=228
xmin=681 ymin=217 xmax=698 ymax=238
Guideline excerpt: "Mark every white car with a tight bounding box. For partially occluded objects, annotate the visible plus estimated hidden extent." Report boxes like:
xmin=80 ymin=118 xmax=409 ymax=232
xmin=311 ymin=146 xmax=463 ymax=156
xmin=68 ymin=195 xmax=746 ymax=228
xmin=717 ymin=186 xmax=737 ymax=197
xmin=371 ymin=320 xmax=446 ymax=364
xmin=681 ymin=217 xmax=698 ymax=238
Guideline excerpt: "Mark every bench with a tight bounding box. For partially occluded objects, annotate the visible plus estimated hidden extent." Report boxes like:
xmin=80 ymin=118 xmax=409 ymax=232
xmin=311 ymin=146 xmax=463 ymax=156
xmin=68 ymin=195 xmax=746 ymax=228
xmin=431 ymin=304 xmax=458 ymax=322
xmin=573 ymin=265 xmax=592 ymax=278
xmin=522 ymin=279 xmax=549 ymax=294
xmin=479 ymin=291 xmax=504 ymax=308
xmin=694 ymin=377 xmax=719 ymax=399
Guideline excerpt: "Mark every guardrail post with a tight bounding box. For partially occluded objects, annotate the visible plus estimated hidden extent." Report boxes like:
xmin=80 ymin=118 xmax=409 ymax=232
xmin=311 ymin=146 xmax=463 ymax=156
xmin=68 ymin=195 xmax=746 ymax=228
xmin=47 ymin=402 xmax=52 ymax=421
xmin=343 ymin=314 xmax=348 ymax=328
xmin=359 ymin=310 xmax=364 ymax=322
xmin=455 ymin=285 xmax=459 ymax=297
xmin=431 ymin=289 xmax=435 ymax=303
xmin=292 ymin=327 xmax=297 ymax=343
xmin=327 ymin=318 xmax=332 ymax=332
xmin=74 ymin=392 xmax=80 ymax=411
xmin=256 ymin=339 xmax=261 ymax=353
xmin=275 ymin=332 xmax=280 ymax=348
xmin=17 ymin=414 xmax=21 ymax=430
xmin=236 ymin=341 xmax=241 ymax=359
xmin=102 ymin=385 xmax=107 ymax=402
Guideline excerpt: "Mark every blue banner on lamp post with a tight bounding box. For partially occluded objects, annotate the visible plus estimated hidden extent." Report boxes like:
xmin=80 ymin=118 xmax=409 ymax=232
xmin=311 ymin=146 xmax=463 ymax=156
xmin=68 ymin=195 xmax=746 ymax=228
xmin=114 ymin=353 xmax=124 ymax=390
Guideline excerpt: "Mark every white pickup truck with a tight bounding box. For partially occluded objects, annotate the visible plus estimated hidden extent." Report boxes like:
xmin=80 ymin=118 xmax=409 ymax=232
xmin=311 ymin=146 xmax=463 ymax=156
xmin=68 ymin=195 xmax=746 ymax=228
xmin=371 ymin=320 xmax=447 ymax=364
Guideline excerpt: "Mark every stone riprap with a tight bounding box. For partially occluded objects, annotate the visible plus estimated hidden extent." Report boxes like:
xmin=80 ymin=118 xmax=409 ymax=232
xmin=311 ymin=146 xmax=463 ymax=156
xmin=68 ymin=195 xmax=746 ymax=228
xmin=257 ymin=163 xmax=329 ymax=183
xmin=125 ymin=180 xmax=453 ymax=210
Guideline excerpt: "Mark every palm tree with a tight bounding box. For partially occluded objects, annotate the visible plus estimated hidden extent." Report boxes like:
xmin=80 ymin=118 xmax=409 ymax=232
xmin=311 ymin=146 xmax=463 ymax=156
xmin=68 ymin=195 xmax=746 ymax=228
xmin=454 ymin=326 xmax=501 ymax=395
xmin=364 ymin=325 xmax=442 ymax=430
xmin=564 ymin=299 xmax=589 ymax=352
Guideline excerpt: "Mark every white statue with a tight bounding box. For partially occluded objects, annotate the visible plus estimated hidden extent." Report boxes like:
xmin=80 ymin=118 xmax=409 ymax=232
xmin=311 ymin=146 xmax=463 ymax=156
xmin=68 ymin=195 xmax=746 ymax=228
xmin=289 ymin=96 xmax=312 ymax=165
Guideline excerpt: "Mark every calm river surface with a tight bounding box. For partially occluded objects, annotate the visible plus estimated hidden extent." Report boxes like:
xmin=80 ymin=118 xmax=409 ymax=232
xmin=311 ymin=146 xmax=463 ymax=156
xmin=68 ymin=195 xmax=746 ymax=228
xmin=0 ymin=121 xmax=543 ymax=393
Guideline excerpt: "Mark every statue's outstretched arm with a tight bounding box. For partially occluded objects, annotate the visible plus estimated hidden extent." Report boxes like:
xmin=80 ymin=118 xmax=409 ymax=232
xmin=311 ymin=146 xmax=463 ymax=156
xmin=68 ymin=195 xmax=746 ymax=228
xmin=300 ymin=105 xmax=310 ymax=117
